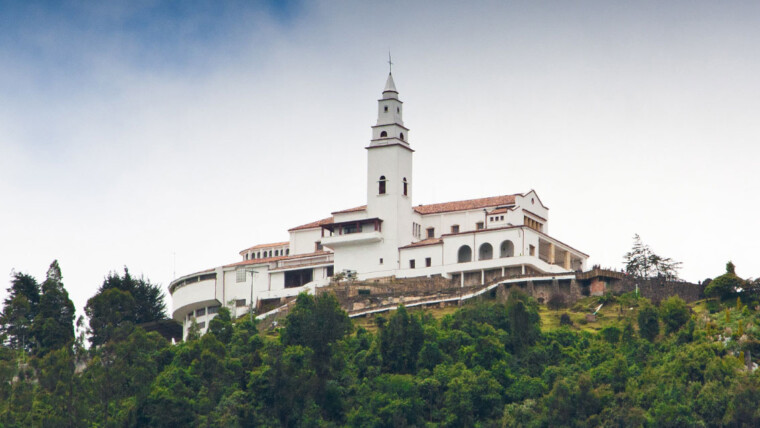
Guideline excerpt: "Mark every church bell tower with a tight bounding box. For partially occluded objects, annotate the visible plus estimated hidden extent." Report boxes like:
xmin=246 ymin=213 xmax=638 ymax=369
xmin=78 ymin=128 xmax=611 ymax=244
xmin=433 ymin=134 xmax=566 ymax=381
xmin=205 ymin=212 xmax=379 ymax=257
xmin=366 ymin=70 xmax=415 ymax=269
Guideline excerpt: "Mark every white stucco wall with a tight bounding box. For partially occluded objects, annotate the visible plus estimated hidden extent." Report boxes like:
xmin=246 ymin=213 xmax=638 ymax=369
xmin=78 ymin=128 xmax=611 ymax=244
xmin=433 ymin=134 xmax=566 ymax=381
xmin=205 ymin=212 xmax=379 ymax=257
xmin=290 ymin=228 xmax=323 ymax=255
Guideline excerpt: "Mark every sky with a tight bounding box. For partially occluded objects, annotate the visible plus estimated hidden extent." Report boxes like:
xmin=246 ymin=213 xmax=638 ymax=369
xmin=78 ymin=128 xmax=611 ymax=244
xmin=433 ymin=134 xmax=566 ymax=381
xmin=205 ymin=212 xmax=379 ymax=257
xmin=1 ymin=1 xmax=759 ymax=319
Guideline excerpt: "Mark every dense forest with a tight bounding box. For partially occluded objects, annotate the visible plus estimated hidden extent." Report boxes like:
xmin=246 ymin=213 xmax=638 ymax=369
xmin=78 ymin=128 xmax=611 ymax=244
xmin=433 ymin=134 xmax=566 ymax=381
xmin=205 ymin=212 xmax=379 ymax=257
xmin=1 ymin=260 xmax=760 ymax=427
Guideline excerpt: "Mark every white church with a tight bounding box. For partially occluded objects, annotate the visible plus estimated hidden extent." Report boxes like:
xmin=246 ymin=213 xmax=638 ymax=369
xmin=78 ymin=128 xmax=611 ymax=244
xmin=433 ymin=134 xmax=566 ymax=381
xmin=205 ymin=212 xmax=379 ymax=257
xmin=170 ymin=72 xmax=589 ymax=336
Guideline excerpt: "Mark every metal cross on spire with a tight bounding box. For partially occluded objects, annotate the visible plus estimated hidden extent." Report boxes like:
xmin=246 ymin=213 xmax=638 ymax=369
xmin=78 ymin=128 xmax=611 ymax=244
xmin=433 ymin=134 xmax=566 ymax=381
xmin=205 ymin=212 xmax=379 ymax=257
xmin=388 ymin=51 xmax=393 ymax=74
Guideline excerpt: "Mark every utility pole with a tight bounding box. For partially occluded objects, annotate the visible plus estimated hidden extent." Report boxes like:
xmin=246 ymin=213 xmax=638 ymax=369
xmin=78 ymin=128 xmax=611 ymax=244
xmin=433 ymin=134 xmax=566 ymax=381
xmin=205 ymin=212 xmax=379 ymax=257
xmin=246 ymin=269 xmax=258 ymax=323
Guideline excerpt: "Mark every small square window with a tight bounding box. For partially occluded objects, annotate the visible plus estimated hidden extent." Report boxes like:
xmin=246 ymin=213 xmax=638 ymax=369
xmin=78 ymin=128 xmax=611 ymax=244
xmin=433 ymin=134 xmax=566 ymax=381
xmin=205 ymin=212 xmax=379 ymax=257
xmin=198 ymin=321 xmax=205 ymax=329
xmin=409 ymin=260 xmax=416 ymax=269
xmin=425 ymin=257 xmax=432 ymax=267
xmin=236 ymin=269 xmax=246 ymax=283
xmin=426 ymin=227 xmax=435 ymax=238
xmin=379 ymin=258 xmax=384 ymax=264
xmin=451 ymin=225 xmax=459 ymax=233
xmin=476 ymin=222 xmax=484 ymax=230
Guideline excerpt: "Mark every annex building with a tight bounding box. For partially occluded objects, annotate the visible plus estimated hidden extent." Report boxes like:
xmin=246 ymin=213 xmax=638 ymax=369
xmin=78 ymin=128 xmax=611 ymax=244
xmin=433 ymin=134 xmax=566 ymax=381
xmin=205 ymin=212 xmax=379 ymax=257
xmin=170 ymin=72 xmax=589 ymax=337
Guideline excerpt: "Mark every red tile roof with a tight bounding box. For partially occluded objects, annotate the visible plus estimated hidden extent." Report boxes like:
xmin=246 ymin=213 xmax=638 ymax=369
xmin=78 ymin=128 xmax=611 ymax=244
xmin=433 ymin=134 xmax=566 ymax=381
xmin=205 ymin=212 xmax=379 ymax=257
xmin=239 ymin=241 xmax=290 ymax=254
xmin=414 ymin=195 xmax=517 ymax=215
xmin=225 ymin=250 xmax=332 ymax=268
xmin=399 ymin=238 xmax=443 ymax=249
xmin=332 ymin=205 xmax=367 ymax=214
xmin=288 ymin=216 xmax=334 ymax=231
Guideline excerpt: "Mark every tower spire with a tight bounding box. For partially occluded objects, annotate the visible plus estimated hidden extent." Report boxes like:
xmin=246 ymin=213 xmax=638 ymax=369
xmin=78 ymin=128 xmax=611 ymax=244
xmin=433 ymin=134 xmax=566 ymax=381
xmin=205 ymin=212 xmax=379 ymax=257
xmin=388 ymin=51 xmax=393 ymax=74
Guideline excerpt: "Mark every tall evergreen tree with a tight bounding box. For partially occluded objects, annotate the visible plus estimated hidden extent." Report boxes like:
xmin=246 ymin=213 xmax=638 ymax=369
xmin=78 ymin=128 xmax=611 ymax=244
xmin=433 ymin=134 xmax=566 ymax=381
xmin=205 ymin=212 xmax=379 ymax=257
xmin=0 ymin=272 xmax=40 ymax=351
xmin=30 ymin=261 xmax=76 ymax=355
xmin=85 ymin=267 xmax=167 ymax=346
xmin=379 ymin=305 xmax=424 ymax=374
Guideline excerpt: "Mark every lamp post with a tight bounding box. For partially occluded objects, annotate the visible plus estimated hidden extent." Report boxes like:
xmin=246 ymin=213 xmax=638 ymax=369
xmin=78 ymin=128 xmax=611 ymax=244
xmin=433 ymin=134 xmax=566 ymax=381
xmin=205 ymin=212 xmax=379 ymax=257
xmin=245 ymin=268 xmax=258 ymax=323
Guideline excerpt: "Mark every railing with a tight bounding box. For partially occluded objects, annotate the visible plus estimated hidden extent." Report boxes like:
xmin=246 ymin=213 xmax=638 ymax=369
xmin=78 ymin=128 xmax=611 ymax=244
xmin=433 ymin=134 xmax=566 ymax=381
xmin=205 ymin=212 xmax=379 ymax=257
xmin=272 ymin=253 xmax=334 ymax=270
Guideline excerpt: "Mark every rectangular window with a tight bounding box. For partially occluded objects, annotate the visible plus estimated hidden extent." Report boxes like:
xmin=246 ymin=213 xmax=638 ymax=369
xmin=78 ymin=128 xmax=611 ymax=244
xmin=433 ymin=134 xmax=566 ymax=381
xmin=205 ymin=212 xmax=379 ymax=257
xmin=195 ymin=308 xmax=206 ymax=317
xmin=476 ymin=221 xmax=484 ymax=230
xmin=236 ymin=269 xmax=246 ymax=283
xmin=315 ymin=241 xmax=323 ymax=251
xmin=451 ymin=225 xmax=459 ymax=233
xmin=426 ymin=227 xmax=434 ymax=238
xmin=343 ymin=224 xmax=358 ymax=234
xmin=327 ymin=266 xmax=334 ymax=277
xmin=425 ymin=257 xmax=432 ymax=267
xmin=409 ymin=260 xmax=416 ymax=269
xmin=198 ymin=322 xmax=205 ymax=329
xmin=236 ymin=299 xmax=247 ymax=307
xmin=379 ymin=258 xmax=384 ymax=264
xmin=529 ymin=245 xmax=536 ymax=256
xmin=207 ymin=306 xmax=219 ymax=315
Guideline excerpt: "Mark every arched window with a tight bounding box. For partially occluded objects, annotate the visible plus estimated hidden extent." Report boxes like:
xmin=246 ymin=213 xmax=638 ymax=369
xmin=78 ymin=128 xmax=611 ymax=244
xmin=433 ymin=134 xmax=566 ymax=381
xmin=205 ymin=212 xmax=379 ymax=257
xmin=399 ymin=132 xmax=404 ymax=141
xmin=479 ymin=243 xmax=493 ymax=260
xmin=380 ymin=131 xmax=387 ymax=137
xmin=457 ymin=245 xmax=472 ymax=263
xmin=378 ymin=176 xmax=386 ymax=194
xmin=500 ymin=240 xmax=514 ymax=258
xmin=403 ymin=177 xmax=408 ymax=196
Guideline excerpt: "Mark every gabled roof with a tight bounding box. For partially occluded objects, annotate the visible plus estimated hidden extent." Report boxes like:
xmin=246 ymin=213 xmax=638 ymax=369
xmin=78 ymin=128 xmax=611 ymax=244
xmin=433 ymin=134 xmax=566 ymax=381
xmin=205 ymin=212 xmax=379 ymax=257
xmin=224 ymin=250 xmax=332 ymax=268
xmin=414 ymin=194 xmax=518 ymax=215
xmin=239 ymin=241 xmax=289 ymax=254
xmin=288 ymin=216 xmax=334 ymax=232
xmin=332 ymin=205 xmax=367 ymax=215
xmin=399 ymin=238 xmax=442 ymax=249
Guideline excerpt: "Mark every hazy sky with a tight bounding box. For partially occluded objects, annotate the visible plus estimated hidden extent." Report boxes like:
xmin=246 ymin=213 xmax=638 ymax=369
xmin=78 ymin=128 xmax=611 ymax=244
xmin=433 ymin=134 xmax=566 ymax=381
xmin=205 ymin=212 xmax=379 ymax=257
xmin=2 ymin=1 xmax=759 ymax=318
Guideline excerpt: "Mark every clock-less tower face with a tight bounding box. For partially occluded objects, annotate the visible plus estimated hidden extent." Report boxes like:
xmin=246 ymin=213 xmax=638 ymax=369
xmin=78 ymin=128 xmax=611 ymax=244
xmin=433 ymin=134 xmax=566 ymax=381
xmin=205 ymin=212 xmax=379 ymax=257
xmin=363 ymin=73 xmax=415 ymax=270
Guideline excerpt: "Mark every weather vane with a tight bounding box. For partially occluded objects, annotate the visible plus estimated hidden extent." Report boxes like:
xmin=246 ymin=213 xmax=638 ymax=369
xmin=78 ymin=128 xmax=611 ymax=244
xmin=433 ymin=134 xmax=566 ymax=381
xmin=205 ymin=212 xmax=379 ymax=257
xmin=388 ymin=51 xmax=393 ymax=74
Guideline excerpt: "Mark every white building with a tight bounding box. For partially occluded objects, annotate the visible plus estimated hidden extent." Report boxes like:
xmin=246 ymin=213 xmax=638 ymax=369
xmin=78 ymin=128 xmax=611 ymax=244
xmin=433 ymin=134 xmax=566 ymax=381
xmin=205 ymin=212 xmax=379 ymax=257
xmin=170 ymin=72 xmax=588 ymax=336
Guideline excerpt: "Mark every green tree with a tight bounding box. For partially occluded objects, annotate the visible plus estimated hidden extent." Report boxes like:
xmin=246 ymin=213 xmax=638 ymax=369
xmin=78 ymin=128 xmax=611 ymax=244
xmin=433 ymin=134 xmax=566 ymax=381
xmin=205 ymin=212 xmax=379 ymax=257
xmin=207 ymin=307 xmax=233 ymax=345
xmin=659 ymin=296 xmax=690 ymax=334
xmin=281 ymin=292 xmax=351 ymax=376
xmin=85 ymin=288 xmax=136 ymax=346
xmin=0 ymin=272 xmax=40 ymax=351
xmin=637 ymin=304 xmax=660 ymax=342
xmin=86 ymin=268 xmax=167 ymax=346
xmin=704 ymin=261 xmax=744 ymax=300
xmin=506 ymin=292 xmax=541 ymax=352
xmin=30 ymin=261 xmax=75 ymax=355
xmin=623 ymin=234 xmax=682 ymax=280
xmin=379 ymin=305 xmax=424 ymax=374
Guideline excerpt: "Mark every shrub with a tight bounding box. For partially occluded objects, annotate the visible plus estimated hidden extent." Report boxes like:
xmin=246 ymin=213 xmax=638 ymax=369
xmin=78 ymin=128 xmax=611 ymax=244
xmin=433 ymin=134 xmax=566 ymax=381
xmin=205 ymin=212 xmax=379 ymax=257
xmin=705 ymin=299 xmax=720 ymax=314
xmin=559 ymin=313 xmax=573 ymax=327
xmin=600 ymin=326 xmax=621 ymax=343
xmin=547 ymin=293 xmax=567 ymax=311
xmin=704 ymin=262 xmax=744 ymax=300
xmin=637 ymin=305 xmax=660 ymax=342
xmin=660 ymin=296 xmax=690 ymax=334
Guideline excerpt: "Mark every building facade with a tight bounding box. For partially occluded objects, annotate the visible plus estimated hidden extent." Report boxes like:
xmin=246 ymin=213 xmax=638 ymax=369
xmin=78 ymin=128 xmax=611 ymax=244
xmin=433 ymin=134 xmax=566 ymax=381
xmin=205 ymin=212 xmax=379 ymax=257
xmin=169 ymin=72 xmax=588 ymax=337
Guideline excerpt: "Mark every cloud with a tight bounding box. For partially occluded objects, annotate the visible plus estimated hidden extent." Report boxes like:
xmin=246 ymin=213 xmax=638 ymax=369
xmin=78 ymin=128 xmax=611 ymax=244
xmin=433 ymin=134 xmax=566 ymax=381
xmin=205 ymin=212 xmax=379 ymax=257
xmin=1 ymin=1 xmax=759 ymax=319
